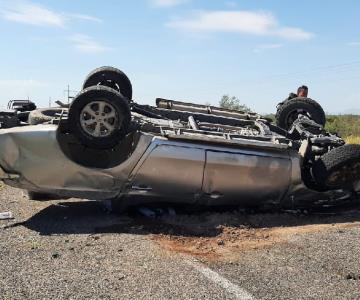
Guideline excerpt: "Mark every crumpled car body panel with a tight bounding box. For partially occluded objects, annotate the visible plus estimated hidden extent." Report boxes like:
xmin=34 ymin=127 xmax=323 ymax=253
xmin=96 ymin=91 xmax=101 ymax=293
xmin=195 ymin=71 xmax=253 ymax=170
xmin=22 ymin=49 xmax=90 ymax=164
xmin=0 ymin=125 xmax=346 ymax=207
xmin=0 ymin=125 xmax=152 ymax=200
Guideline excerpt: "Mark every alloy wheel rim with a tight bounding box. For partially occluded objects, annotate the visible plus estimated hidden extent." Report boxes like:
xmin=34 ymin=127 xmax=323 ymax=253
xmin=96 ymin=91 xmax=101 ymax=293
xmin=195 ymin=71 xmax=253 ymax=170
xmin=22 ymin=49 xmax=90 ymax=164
xmin=80 ymin=100 xmax=121 ymax=137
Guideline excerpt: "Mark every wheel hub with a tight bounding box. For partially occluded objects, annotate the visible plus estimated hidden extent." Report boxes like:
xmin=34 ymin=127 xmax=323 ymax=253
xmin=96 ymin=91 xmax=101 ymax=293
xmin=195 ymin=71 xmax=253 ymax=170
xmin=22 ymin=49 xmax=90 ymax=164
xmin=80 ymin=100 xmax=121 ymax=138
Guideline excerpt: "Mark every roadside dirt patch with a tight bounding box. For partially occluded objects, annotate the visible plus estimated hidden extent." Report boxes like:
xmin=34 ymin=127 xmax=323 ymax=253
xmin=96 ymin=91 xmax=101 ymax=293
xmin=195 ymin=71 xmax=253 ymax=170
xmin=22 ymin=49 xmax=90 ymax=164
xmin=151 ymin=211 xmax=360 ymax=262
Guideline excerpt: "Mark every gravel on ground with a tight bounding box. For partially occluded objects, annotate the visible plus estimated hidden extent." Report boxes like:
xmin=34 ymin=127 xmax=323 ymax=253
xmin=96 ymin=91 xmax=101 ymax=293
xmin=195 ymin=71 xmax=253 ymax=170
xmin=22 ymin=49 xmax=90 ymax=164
xmin=1 ymin=184 xmax=360 ymax=300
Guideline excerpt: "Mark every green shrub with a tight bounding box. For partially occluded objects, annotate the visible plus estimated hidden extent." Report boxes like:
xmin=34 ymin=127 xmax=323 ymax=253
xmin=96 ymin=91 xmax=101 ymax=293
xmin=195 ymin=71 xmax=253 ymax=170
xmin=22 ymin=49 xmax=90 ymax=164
xmin=325 ymin=115 xmax=360 ymax=138
xmin=219 ymin=95 xmax=252 ymax=112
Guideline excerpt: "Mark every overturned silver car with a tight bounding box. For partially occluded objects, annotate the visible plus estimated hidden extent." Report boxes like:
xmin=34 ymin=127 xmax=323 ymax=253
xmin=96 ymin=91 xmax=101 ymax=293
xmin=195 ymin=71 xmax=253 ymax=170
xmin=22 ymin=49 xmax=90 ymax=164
xmin=0 ymin=66 xmax=359 ymax=209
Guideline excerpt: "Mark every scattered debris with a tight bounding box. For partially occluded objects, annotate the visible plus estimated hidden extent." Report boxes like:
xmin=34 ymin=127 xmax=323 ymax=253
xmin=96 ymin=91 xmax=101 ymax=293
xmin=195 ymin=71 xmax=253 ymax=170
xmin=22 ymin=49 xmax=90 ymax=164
xmin=0 ymin=211 xmax=13 ymax=220
xmin=30 ymin=240 xmax=40 ymax=250
xmin=217 ymin=239 xmax=225 ymax=246
xmin=346 ymin=273 xmax=360 ymax=280
xmin=51 ymin=252 xmax=60 ymax=259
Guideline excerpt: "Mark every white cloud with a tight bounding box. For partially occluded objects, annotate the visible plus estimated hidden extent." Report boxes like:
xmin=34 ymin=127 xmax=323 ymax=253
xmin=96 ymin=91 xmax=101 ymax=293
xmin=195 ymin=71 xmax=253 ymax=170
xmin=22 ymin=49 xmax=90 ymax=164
xmin=275 ymin=27 xmax=313 ymax=40
xmin=0 ymin=1 xmax=102 ymax=27
xmin=348 ymin=42 xmax=360 ymax=46
xmin=1 ymin=2 xmax=65 ymax=27
xmin=168 ymin=11 xmax=276 ymax=34
xmin=167 ymin=10 xmax=314 ymax=41
xmin=69 ymin=34 xmax=111 ymax=54
xmin=150 ymin=0 xmax=188 ymax=7
xmin=66 ymin=13 xmax=102 ymax=23
xmin=253 ymin=43 xmax=283 ymax=53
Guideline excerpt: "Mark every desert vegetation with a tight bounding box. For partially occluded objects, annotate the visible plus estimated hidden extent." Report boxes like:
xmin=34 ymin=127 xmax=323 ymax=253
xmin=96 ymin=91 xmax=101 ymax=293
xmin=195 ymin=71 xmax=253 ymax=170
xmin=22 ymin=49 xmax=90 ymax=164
xmin=325 ymin=115 xmax=360 ymax=143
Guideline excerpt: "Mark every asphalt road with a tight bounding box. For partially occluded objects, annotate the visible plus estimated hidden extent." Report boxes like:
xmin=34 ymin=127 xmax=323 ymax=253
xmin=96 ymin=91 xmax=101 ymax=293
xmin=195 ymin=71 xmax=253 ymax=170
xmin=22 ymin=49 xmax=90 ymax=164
xmin=1 ymin=185 xmax=360 ymax=300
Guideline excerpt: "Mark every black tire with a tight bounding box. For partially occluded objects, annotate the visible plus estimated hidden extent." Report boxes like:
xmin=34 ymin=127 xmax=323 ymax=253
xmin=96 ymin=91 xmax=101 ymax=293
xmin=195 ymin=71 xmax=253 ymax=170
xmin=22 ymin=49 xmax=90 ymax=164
xmin=312 ymin=144 xmax=360 ymax=190
xmin=83 ymin=66 xmax=133 ymax=100
xmin=28 ymin=108 xmax=67 ymax=125
xmin=275 ymin=97 xmax=325 ymax=130
xmin=68 ymin=85 xmax=131 ymax=149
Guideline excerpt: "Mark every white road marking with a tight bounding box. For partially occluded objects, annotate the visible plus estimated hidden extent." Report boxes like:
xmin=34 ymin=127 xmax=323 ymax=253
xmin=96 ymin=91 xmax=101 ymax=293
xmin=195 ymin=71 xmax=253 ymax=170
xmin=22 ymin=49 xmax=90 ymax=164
xmin=185 ymin=259 xmax=255 ymax=300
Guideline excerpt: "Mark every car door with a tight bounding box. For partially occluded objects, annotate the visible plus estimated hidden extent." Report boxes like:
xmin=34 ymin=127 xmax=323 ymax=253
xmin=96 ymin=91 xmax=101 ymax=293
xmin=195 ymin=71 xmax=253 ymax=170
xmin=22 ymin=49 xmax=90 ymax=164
xmin=201 ymin=148 xmax=292 ymax=205
xmin=129 ymin=144 xmax=205 ymax=202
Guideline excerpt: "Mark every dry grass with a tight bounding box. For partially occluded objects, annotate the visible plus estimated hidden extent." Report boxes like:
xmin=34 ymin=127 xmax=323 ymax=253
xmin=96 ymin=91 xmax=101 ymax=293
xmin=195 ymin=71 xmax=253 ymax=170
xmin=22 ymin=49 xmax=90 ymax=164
xmin=326 ymin=115 xmax=360 ymax=137
xmin=344 ymin=136 xmax=360 ymax=144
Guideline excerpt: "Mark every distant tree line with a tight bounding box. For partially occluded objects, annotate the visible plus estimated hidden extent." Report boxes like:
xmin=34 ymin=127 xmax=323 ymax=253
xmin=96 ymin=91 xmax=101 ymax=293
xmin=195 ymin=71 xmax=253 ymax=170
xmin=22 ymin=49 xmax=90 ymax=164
xmin=219 ymin=95 xmax=252 ymax=113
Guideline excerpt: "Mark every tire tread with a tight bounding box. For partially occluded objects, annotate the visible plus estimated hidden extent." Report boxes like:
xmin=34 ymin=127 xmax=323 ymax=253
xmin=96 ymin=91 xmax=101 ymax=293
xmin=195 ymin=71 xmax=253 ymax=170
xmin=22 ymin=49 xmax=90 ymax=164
xmin=275 ymin=97 xmax=326 ymax=130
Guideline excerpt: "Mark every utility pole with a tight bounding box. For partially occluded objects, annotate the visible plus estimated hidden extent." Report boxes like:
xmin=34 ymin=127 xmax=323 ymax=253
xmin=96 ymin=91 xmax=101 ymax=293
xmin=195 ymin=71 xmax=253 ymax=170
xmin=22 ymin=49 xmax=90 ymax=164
xmin=49 ymin=97 xmax=52 ymax=107
xmin=63 ymin=85 xmax=77 ymax=104
xmin=67 ymin=85 xmax=70 ymax=104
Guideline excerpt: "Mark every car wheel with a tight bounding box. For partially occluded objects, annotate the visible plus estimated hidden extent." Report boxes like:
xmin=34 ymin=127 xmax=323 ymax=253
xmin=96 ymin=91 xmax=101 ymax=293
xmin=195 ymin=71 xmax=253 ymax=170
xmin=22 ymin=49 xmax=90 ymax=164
xmin=82 ymin=66 xmax=133 ymax=100
xmin=28 ymin=108 xmax=68 ymax=125
xmin=68 ymin=85 xmax=131 ymax=149
xmin=312 ymin=144 xmax=360 ymax=190
xmin=275 ymin=97 xmax=325 ymax=130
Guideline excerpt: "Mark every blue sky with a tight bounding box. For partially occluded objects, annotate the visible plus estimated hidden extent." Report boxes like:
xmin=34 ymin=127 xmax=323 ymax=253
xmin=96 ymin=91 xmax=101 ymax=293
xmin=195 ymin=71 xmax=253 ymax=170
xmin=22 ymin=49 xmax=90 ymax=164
xmin=0 ymin=0 xmax=359 ymax=114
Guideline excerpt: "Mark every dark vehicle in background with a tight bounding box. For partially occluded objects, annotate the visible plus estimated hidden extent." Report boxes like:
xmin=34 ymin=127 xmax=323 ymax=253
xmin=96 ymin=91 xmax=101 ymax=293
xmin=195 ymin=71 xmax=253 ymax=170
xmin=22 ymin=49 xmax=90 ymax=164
xmin=0 ymin=66 xmax=359 ymax=210
xmin=7 ymin=99 xmax=37 ymax=112
xmin=0 ymin=100 xmax=37 ymax=128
